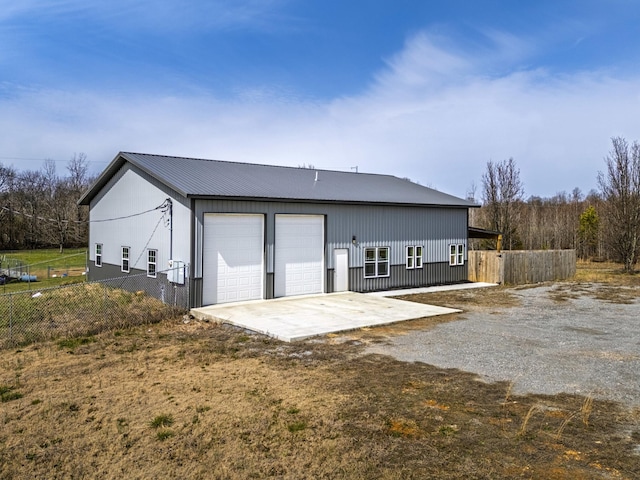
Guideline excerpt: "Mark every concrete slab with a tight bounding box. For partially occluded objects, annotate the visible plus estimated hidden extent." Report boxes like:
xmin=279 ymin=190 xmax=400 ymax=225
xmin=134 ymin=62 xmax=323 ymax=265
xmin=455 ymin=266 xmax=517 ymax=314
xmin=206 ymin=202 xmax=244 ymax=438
xmin=191 ymin=291 xmax=460 ymax=342
xmin=367 ymin=282 xmax=499 ymax=297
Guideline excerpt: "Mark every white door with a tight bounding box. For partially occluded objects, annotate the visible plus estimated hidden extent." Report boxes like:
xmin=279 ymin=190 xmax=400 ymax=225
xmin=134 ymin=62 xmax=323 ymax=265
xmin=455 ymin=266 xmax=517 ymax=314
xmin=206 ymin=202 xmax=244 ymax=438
xmin=334 ymin=249 xmax=349 ymax=292
xmin=274 ymin=215 xmax=324 ymax=297
xmin=202 ymin=214 xmax=264 ymax=305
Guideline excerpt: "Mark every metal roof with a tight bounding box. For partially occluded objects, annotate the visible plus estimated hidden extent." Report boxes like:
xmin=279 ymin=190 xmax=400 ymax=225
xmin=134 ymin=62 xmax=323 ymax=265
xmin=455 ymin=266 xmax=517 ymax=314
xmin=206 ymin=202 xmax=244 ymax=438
xmin=79 ymin=152 xmax=477 ymax=208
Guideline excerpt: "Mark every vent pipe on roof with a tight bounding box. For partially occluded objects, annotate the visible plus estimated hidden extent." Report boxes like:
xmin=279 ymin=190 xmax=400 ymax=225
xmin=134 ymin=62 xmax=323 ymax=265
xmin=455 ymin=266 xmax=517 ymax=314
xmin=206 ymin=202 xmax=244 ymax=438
xmin=314 ymin=171 xmax=318 ymax=182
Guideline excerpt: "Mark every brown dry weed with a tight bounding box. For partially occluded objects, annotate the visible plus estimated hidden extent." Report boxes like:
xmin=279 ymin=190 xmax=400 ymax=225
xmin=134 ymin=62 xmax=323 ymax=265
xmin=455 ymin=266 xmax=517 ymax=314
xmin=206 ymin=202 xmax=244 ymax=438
xmin=549 ymin=261 xmax=640 ymax=304
xmin=1 ymin=314 xmax=639 ymax=479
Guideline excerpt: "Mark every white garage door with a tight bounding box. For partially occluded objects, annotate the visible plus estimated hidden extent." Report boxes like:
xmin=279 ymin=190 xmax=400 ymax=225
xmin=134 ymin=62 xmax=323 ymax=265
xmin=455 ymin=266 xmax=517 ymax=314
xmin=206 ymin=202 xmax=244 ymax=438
xmin=203 ymin=214 xmax=264 ymax=305
xmin=275 ymin=215 xmax=324 ymax=297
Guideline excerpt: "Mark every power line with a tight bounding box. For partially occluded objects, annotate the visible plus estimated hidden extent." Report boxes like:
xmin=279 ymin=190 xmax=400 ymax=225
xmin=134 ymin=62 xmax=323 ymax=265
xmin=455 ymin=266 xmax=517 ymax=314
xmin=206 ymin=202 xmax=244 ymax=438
xmin=90 ymin=201 xmax=169 ymax=223
xmin=131 ymin=214 xmax=165 ymax=270
xmin=0 ymin=200 xmax=169 ymax=225
xmin=0 ymin=156 xmax=106 ymax=165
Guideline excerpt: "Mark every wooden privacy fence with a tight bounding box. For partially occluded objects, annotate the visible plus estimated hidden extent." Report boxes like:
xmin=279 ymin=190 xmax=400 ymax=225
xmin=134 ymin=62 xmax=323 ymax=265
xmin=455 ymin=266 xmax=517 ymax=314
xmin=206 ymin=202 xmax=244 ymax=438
xmin=468 ymin=250 xmax=576 ymax=285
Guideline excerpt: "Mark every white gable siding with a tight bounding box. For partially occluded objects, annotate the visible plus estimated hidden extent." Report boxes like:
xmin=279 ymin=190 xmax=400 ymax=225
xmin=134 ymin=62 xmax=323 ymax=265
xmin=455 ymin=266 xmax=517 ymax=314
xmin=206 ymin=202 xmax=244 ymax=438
xmin=88 ymin=164 xmax=191 ymax=275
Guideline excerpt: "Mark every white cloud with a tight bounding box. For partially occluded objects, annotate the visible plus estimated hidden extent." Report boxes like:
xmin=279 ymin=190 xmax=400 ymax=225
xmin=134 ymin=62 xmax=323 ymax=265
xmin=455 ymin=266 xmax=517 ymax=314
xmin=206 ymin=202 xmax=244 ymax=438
xmin=1 ymin=30 xmax=639 ymax=198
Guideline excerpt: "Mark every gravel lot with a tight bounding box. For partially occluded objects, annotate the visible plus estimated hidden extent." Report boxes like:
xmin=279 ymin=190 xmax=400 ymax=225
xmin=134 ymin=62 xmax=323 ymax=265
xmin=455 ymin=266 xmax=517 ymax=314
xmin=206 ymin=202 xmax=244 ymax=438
xmin=366 ymin=284 xmax=640 ymax=407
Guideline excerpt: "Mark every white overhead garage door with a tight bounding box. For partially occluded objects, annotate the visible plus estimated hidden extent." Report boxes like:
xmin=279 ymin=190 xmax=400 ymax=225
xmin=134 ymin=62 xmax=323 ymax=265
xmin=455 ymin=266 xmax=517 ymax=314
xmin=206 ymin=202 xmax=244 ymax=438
xmin=275 ymin=215 xmax=324 ymax=297
xmin=202 ymin=214 xmax=264 ymax=305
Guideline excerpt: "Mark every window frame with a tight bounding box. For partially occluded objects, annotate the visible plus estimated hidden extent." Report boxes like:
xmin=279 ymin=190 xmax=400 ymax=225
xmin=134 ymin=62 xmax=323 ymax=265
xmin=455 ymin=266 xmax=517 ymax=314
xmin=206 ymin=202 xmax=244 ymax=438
xmin=95 ymin=243 xmax=102 ymax=267
xmin=406 ymin=245 xmax=423 ymax=269
xmin=364 ymin=246 xmax=390 ymax=278
xmin=147 ymin=249 xmax=157 ymax=278
xmin=121 ymin=246 xmax=130 ymax=273
xmin=449 ymin=243 xmax=465 ymax=266
xmin=416 ymin=246 xmax=423 ymax=268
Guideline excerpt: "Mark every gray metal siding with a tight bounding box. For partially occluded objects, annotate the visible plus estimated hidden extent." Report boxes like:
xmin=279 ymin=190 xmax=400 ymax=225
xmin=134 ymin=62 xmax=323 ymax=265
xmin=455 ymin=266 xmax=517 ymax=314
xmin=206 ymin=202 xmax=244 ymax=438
xmin=349 ymin=263 xmax=468 ymax=293
xmin=87 ymin=262 xmax=129 ymax=282
xmin=191 ymin=277 xmax=203 ymax=308
xmin=195 ymin=201 xmax=466 ymax=266
xmin=87 ymin=262 xmax=190 ymax=307
xmin=193 ymin=199 xmax=469 ymax=303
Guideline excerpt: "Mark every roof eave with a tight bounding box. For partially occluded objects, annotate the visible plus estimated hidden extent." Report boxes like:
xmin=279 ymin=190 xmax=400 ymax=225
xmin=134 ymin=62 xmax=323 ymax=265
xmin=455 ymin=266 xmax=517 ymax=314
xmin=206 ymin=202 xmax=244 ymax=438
xmin=187 ymin=194 xmax=475 ymax=208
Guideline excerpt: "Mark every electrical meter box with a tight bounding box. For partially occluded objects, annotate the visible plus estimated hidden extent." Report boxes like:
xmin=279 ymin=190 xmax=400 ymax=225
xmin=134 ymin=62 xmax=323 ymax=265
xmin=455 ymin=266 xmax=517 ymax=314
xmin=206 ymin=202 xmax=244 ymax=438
xmin=167 ymin=260 xmax=185 ymax=284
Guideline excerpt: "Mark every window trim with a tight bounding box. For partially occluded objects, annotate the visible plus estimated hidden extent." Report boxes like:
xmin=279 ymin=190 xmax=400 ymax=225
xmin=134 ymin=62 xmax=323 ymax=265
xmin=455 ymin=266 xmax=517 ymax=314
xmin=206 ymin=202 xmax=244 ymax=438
xmin=406 ymin=245 xmax=423 ymax=270
xmin=95 ymin=243 xmax=102 ymax=267
xmin=121 ymin=246 xmax=130 ymax=273
xmin=364 ymin=246 xmax=390 ymax=278
xmin=449 ymin=243 xmax=465 ymax=266
xmin=147 ymin=249 xmax=157 ymax=278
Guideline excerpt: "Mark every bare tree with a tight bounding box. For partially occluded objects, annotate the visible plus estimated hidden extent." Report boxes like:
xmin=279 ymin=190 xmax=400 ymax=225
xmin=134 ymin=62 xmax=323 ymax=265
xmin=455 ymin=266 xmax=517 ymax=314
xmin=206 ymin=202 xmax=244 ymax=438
xmin=0 ymin=163 xmax=11 ymax=193
xmin=41 ymin=159 xmax=78 ymax=253
xmin=0 ymin=155 xmax=93 ymax=250
xmin=0 ymin=163 xmax=18 ymax=248
xmin=15 ymin=169 xmax=48 ymax=248
xmin=67 ymin=153 xmax=89 ymax=192
xmin=481 ymin=158 xmax=524 ymax=249
xmin=597 ymin=136 xmax=640 ymax=273
xmin=66 ymin=153 xmax=91 ymax=246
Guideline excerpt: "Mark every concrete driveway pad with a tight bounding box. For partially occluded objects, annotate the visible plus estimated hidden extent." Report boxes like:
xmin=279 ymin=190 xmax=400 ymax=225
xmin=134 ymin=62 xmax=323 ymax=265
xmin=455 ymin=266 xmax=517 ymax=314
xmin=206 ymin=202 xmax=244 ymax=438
xmin=191 ymin=291 xmax=459 ymax=342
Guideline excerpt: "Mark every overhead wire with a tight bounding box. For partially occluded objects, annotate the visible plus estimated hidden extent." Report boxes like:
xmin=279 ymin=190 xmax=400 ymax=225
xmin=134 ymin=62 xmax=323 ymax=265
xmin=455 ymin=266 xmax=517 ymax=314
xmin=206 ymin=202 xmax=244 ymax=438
xmin=0 ymin=200 xmax=170 ymax=225
xmin=131 ymin=208 xmax=169 ymax=270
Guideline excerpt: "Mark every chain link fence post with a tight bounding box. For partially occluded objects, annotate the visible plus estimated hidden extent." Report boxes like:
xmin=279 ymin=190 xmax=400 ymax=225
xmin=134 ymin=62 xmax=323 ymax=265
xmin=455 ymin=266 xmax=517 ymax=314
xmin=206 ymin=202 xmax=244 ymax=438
xmin=9 ymin=292 xmax=13 ymax=345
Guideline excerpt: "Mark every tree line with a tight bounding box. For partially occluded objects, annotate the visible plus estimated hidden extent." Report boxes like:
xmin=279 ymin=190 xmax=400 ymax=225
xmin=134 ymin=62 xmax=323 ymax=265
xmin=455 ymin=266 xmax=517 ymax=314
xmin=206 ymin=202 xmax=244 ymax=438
xmin=472 ymin=136 xmax=640 ymax=272
xmin=0 ymin=154 xmax=93 ymax=252
xmin=1 ymin=137 xmax=639 ymax=272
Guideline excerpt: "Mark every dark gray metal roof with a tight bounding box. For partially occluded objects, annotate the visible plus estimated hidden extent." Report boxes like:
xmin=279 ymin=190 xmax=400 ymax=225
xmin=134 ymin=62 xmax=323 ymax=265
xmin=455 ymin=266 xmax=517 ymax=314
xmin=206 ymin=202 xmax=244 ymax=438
xmin=79 ymin=152 xmax=476 ymax=208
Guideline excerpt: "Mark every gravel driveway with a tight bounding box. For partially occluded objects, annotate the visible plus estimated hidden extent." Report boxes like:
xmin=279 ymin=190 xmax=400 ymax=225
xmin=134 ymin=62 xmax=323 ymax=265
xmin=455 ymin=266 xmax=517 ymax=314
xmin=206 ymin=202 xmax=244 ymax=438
xmin=365 ymin=284 xmax=640 ymax=407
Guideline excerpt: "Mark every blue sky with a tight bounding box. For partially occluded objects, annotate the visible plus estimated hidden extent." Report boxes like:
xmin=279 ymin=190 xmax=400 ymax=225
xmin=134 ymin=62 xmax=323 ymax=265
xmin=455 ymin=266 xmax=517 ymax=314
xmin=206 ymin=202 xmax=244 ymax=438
xmin=1 ymin=0 xmax=639 ymax=198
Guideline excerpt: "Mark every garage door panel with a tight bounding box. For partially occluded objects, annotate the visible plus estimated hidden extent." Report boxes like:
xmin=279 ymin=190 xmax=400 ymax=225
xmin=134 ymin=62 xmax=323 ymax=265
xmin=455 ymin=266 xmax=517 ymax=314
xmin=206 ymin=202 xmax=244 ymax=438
xmin=275 ymin=215 xmax=324 ymax=297
xmin=203 ymin=214 xmax=264 ymax=305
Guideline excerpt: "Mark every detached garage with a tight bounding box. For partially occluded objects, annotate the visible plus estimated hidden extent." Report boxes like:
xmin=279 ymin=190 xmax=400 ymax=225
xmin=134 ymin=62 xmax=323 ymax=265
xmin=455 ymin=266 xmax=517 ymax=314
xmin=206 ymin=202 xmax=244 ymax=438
xmin=79 ymin=152 xmax=477 ymax=307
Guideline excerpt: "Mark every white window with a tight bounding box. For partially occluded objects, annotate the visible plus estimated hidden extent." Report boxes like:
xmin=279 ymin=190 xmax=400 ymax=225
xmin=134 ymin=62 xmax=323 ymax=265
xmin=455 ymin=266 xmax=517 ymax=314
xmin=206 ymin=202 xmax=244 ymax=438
xmin=121 ymin=246 xmax=130 ymax=273
xmin=95 ymin=243 xmax=102 ymax=267
xmin=147 ymin=249 xmax=157 ymax=278
xmin=406 ymin=246 xmax=423 ymax=269
xmin=364 ymin=247 xmax=389 ymax=278
xmin=449 ymin=244 xmax=465 ymax=266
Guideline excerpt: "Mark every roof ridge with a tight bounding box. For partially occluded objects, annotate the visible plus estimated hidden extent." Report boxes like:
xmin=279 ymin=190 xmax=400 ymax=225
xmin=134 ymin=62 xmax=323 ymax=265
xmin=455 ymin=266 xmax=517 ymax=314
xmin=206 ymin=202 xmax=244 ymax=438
xmin=120 ymin=152 xmax=392 ymax=178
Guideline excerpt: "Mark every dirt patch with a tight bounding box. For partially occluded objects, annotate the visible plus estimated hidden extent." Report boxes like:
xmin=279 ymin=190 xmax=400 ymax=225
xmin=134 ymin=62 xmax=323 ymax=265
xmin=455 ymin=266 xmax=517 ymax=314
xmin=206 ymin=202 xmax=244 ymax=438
xmin=550 ymin=282 xmax=640 ymax=304
xmin=394 ymin=286 xmax=521 ymax=310
xmin=1 ymin=315 xmax=639 ymax=479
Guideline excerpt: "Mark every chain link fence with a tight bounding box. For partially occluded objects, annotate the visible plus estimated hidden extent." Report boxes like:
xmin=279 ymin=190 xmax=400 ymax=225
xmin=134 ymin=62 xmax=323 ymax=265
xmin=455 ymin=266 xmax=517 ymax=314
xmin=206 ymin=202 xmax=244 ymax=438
xmin=1 ymin=252 xmax=87 ymax=283
xmin=0 ymin=269 xmax=190 ymax=349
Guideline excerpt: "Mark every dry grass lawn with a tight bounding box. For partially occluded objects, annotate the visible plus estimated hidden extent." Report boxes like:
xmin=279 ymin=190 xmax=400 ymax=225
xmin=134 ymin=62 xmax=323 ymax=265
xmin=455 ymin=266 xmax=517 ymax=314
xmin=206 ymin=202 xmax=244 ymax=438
xmin=1 ymin=261 xmax=639 ymax=479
